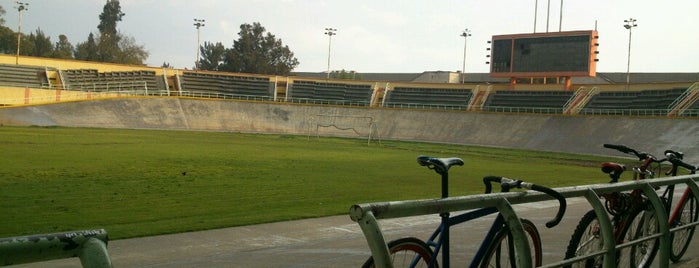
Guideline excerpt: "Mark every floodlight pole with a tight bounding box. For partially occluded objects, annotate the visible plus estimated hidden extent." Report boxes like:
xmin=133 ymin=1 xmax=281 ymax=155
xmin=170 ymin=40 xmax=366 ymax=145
xmin=324 ymin=28 xmax=337 ymax=79
xmin=624 ymin=18 xmax=637 ymax=90
xmin=15 ymin=1 xmax=29 ymax=65
xmin=533 ymin=0 xmax=538 ymax=33
xmin=194 ymin=18 xmax=206 ymax=71
xmin=460 ymin=29 xmax=471 ymax=84
xmin=546 ymin=0 xmax=551 ymax=32
xmin=559 ymin=0 xmax=563 ymax=31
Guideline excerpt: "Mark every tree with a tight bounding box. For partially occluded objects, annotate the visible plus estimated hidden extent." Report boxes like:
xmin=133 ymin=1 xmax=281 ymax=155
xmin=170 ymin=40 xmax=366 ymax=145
xmin=221 ymin=22 xmax=299 ymax=75
xmin=98 ymin=0 xmax=124 ymax=37
xmin=115 ymin=34 xmax=148 ymax=65
xmin=74 ymin=33 xmax=98 ymax=61
xmin=52 ymin=34 xmax=74 ymax=59
xmin=0 ymin=25 xmax=15 ymax=54
xmin=0 ymin=5 xmax=5 ymax=26
xmin=331 ymin=70 xmax=363 ymax=80
xmin=28 ymin=28 xmax=53 ymax=57
xmin=96 ymin=0 xmax=124 ymax=62
xmin=198 ymin=41 xmax=226 ymax=71
xmin=74 ymin=0 xmax=147 ymax=64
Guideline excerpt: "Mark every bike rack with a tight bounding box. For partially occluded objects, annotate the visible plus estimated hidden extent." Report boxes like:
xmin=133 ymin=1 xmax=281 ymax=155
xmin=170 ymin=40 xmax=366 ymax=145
xmin=350 ymin=174 xmax=699 ymax=268
xmin=0 ymin=229 xmax=111 ymax=267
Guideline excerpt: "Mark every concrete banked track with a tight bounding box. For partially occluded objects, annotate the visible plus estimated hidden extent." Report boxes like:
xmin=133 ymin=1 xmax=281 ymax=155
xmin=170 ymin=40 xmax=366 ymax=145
xmin=1 ymin=97 xmax=698 ymax=163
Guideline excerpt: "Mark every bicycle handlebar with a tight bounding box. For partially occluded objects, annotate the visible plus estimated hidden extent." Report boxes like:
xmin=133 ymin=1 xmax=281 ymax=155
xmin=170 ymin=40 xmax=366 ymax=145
xmin=603 ymin=143 xmax=636 ymax=155
xmin=603 ymin=143 xmax=655 ymax=161
xmin=665 ymin=151 xmax=697 ymax=174
xmin=483 ymin=176 xmax=567 ymax=228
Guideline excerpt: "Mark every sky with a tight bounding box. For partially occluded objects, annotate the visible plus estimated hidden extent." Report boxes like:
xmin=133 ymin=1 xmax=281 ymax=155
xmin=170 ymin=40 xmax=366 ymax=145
xmin=2 ymin=0 xmax=698 ymax=73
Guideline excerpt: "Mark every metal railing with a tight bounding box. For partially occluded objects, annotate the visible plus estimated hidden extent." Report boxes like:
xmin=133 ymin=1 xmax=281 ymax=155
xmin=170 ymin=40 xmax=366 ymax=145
xmin=285 ymin=97 xmax=371 ymax=107
xmin=178 ymin=91 xmax=275 ymax=102
xmin=350 ymin=174 xmax=699 ymax=268
xmin=0 ymin=229 xmax=111 ymax=267
xmin=483 ymin=106 xmax=565 ymax=114
xmin=382 ymin=102 xmax=467 ymax=111
xmin=64 ymin=81 xmax=151 ymax=93
xmin=579 ymin=108 xmax=673 ymax=116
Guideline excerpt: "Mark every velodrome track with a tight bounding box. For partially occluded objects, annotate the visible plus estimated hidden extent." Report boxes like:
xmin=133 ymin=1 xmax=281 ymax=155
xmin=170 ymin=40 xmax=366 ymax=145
xmin=1 ymin=97 xmax=698 ymax=163
xmin=2 ymin=98 xmax=699 ymax=266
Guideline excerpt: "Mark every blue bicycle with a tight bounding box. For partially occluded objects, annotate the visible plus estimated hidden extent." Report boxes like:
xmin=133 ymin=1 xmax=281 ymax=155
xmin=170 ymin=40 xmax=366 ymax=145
xmin=362 ymin=156 xmax=567 ymax=268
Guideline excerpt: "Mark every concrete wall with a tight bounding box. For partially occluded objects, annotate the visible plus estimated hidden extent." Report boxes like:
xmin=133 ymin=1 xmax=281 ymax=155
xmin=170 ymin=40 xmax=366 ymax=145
xmin=1 ymin=97 xmax=698 ymax=163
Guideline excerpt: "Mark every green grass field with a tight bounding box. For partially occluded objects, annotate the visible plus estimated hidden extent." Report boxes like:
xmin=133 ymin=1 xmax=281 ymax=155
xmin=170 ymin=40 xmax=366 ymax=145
xmin=0 ymin=126 xmax=623 ymax=240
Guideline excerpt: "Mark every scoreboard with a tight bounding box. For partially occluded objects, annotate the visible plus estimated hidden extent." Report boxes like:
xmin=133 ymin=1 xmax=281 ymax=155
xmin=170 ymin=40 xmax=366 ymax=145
xmin=489 ymin=30 xmax=598 ymax=78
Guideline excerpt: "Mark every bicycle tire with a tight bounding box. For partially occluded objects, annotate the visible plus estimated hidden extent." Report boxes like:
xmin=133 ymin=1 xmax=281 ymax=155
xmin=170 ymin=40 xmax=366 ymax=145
xmin=362 ymin=237 xmax=436 ymax=268
xmin=564 ymin=210 xmax=605 ymax=268
xmin=619 ymin=206 xmax=659 ymax=268
xmin=670 ymin=193 xmax=698 ymax=262
xmin=479 ymin=218 xmax=542 ymax=268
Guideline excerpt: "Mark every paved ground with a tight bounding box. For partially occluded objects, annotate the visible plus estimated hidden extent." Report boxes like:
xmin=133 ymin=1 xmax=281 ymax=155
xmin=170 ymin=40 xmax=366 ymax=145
xmin=13 ymin=196 xmax=699 ymax=267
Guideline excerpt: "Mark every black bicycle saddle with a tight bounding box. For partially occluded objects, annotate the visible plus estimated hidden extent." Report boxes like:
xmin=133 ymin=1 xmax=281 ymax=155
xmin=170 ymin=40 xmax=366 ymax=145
xmin=417 ymin=155 xmax=464 ymax=175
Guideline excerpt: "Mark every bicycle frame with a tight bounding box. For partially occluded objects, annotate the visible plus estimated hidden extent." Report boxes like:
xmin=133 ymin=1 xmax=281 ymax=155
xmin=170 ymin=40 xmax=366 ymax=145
xmin=424 ymin=206 xmax=502 ymax=268
xmin=660 ymin=156 xmax=697 ymax=235
xmin=394 ymin=156 xmax=564 ymax=268
xmin=667 ymin=187 xmax=692 ymax=224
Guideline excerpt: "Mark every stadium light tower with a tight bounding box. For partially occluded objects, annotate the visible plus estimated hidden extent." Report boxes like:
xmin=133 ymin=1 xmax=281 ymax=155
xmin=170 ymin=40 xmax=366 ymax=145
xmin=624 ymin=18 xmax=637 ymax=90
xmin=559 ymin=0 xmax=563 ymax=31
xmin=193 ymin=18 xmax=206 ymax=70
xmin=533 ymin=0 xmax=538 ymax=32
xmin=324 ymin=28 xmax=337 ymax=79
xmin=460 ymin=28 xmax=472 ymax=84
xmin=15 ymin=1 xmax=29 ymax=65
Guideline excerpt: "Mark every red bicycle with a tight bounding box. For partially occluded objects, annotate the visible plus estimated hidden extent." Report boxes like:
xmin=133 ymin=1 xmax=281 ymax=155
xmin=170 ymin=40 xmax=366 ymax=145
xmin=565 ymin=144 xmax=699 ymax=267
xmin=659 ymin=150 xmax=698 ymax=262
xmin=565 ymin=144 xmax=664 ymax=268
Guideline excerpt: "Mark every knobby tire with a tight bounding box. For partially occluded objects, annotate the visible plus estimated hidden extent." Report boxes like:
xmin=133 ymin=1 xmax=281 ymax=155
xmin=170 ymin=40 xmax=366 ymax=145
xmin=564 ymin=210 xmax=604 ymax=268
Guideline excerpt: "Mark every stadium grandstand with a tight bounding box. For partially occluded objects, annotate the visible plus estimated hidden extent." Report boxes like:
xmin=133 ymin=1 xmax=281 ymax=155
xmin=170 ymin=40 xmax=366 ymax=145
xmin=0 ymin=54 xmax=698 ymax=117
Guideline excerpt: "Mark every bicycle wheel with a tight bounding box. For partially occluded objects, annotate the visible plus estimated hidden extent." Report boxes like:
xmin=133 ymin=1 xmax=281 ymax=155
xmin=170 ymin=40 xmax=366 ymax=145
xmin=564 ymin=210 xmax=604 ymax=268
xmin=479 ymin=218 xmax=542 ymax=268
xmin=670 ymin=192 xmax=698 ymax=262
xmin=618 ymin=206 xmax=659 ymax=268
xmin=362 ymin=237 xmax=436 ymax=268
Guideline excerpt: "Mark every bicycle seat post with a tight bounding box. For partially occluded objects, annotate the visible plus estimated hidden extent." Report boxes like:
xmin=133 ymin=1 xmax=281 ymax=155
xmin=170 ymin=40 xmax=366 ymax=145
xmin=441 ymin=170 xmax=451 ymax=268
xmin=417 ymin=156 xmax=463 ymax=268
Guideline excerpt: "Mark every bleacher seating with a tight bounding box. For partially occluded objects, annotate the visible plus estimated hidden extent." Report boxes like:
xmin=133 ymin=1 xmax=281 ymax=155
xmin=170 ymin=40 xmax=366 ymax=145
xmin=482 ymin=90 xmax=574 ymax=113
xmin=62 ymin=69 xmax=161 ymax=92
xmin=180 ymin=72 xmax=274 ymax=99
xmin=288 ymin=80 xmax=373 ymax=106
xmin=0 ymin=64 xmax=48 ymax=88
xmin=383 ymin=87 xmax=472 ymax=109
xmin=580 ymin=88 xmax=686 ymax=115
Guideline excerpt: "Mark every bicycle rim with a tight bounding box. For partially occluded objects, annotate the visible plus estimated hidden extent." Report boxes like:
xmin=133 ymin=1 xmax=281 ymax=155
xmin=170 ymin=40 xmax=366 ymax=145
xmin=480 ymin=218 xmax=542 ymax=268
xmin=619 ymin=207 xmax=659 ymax=268
xmin=362 ymin=237 xmax=436 ymax=268
xmin=670 ymin=193 xmax=698 ymax=262
xmin=564 ymin=210 xmax=604 ymax=268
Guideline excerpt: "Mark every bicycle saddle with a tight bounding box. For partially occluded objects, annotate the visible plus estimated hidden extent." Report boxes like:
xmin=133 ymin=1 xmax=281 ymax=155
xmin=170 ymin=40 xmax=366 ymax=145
xmin=601 ymin=162 xmax=626 ymax=183
xmin=417 ymin=155 xmax=464 ymax=175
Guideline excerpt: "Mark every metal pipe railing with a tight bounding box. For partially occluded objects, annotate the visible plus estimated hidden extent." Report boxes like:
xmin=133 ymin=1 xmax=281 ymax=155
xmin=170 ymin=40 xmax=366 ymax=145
xmin=0 ymin=229 xmax=111 ymax=267
xmin=350 ymin=174 xmax=699 ymax=268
